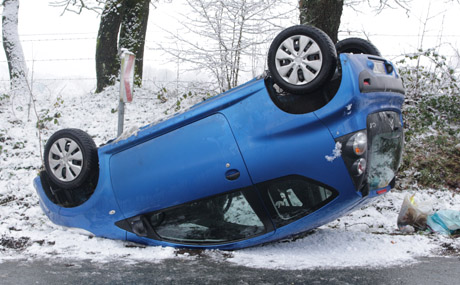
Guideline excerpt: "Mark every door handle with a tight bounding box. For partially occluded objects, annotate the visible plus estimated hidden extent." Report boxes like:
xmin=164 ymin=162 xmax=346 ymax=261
xmin=225 ymin=169 xmax=240 ymax=181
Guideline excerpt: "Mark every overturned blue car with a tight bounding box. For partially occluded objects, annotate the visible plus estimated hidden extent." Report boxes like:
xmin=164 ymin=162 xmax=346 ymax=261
xmin=34 ymin=26 xmax=404 ymax=250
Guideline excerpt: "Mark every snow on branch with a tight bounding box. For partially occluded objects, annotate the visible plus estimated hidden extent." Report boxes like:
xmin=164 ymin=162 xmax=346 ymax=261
xmin=49 ymin=0 xmax=105 ymax=15
xmin=158 ymin=0 xmax=296 ymax=93
xmin=344 ymin=0 xmax=411 ymax=15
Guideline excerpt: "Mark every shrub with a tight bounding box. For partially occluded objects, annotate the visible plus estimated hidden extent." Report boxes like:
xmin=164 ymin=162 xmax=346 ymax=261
xmin=397 ymin=48 xmax=460 ymax=190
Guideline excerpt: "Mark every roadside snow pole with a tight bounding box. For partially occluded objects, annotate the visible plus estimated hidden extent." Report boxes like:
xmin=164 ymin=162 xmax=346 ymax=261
xmin=118 ymin=49 xmax=136 ymax=137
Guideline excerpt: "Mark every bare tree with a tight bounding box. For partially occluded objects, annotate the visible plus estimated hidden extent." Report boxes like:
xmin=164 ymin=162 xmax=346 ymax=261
xmin=95 ymin=0 xmax=125 ymax=92
xmin=299 ymin=0 xmax=343 ymax=43
xmin=51 ymin=0 xmax=151 ymax=93
xmin=299 ymin=0 xmax=411 ymax=43
xmin=118 ymin=0 xmax=150 ymax=87
xmin=161 ymin=0 xmax=294 ymax=93
xmin=2 ymin=0 xmax=27 ymax=94
xmin=95 ymin=0 xmax=150 ymax=92
xmin=2 ymin=0 xmax=46 ymax=156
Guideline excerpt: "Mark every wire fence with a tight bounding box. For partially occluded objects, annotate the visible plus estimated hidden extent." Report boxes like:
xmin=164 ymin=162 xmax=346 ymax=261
xmin=0 ymin=32 xmax=458 ymax=88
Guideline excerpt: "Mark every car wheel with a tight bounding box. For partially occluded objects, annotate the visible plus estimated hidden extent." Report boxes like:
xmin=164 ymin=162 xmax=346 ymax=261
xmin=335 ymin=38 xmax=381 ymax=56
xmin=267 ymin=25 xmax=337 ymax=95
xmin=44 ymin=128 xmax=98 ymax=190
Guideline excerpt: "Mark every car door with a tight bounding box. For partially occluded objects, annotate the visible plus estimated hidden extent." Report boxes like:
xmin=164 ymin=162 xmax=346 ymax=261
xmin=220 ymin=89 xmax=351 ymax=187
xmin=109 ymin=113 xmax=252 ymax=218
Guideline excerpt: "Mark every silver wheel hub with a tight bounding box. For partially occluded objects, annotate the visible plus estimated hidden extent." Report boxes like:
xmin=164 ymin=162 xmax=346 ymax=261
xmin=48 ymin=138 xmax=83 ymax=182
xmin=294 ymin=56 xmax=303 ymax=65
xmin=275 ymin=35 xmax=323 ymax=86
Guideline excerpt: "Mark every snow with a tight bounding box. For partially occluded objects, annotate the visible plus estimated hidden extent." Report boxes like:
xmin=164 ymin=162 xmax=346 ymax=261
xmin=114 ymin=125 xmax=139 ymax=142
xmin=1 ymin=86 xmax=460 ymax=269
xmin=346 ymin=103 xmax=353 ymax=115
xmin=221 ymin=190 xmax=460 ymax=269
xmin=0 ymin=0 xmax=459 ymax=271
xmin=325 ymin=142 xmax=342 ymax=162
xmin=228 ymin=229 xmax=436 ymax=269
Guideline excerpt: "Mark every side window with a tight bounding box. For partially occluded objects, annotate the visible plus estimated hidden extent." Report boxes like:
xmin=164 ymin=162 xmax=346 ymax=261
xmin=258 ymin=176 xmax=338 ymax=228
xmin=143 ymin=190 xmax=267 ymax=244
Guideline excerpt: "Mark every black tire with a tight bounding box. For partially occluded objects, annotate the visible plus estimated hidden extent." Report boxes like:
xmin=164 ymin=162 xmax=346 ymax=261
xmin=335 ymin=38 xmax=381 ymax=56
xmin=44 ymin=128 xmax=98 ymax=190
xmin=268 ymin=25 xmax=337 ymax=95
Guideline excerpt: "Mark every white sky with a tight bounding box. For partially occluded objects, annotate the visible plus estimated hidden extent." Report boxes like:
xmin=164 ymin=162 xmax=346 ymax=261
xmin=0 ymin=0 xmax=459 ymax=93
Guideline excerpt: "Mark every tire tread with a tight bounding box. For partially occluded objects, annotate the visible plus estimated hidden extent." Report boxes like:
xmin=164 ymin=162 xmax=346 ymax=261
xmin=44 ymin=128 xmax=98 ymax=190
xmin=335 ymin=37 xmax=381 ymax=56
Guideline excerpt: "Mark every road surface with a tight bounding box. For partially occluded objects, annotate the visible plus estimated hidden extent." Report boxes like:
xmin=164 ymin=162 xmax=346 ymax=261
xmin=0 ymin=256 xmax=459 ymax=284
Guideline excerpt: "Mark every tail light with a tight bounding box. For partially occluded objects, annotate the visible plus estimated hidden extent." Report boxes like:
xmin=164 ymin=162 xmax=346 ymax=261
xmin=336 ymin=130 xmax=368 ymax=191
xmin=352 ymin=158 xmax=367 ymax=176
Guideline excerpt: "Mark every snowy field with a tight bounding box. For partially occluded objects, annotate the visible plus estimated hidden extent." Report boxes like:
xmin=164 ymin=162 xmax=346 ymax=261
xmin=1 ymin=86 xmax=459 ymax=270
xmin=1 ymin=0 xmax=460 ymax=272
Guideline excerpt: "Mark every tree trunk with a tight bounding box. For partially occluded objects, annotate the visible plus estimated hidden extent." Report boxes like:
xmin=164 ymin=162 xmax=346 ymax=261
xmin=299 ymin=0 xmax=343 ymax=43
xmin=95 ymin=0 xmax=125 ymax=93
xmin=119 ymin=0 xmax=150 ymax=87
xmin=2 ymin=0 xmax=27 ymax=93
xmin=95 ymin=0 xmax=150 ymax=92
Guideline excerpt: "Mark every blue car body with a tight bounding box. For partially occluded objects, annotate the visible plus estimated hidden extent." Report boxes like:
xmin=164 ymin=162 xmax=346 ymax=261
xmin=34 ymin=54 xmax=405 ymax=250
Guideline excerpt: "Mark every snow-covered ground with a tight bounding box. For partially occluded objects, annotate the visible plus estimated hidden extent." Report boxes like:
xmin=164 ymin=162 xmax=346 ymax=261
xmin=1 ymin=86 xmax=459 ymax=269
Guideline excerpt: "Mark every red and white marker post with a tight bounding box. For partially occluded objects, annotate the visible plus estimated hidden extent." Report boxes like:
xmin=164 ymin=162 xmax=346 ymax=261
xmin=117 ymin=50 xmax=136 ymax=137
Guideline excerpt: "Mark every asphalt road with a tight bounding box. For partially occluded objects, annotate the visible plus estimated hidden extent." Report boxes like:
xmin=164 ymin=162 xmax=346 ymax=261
xmin=1 ymin=256 xmax=459 ymax=284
